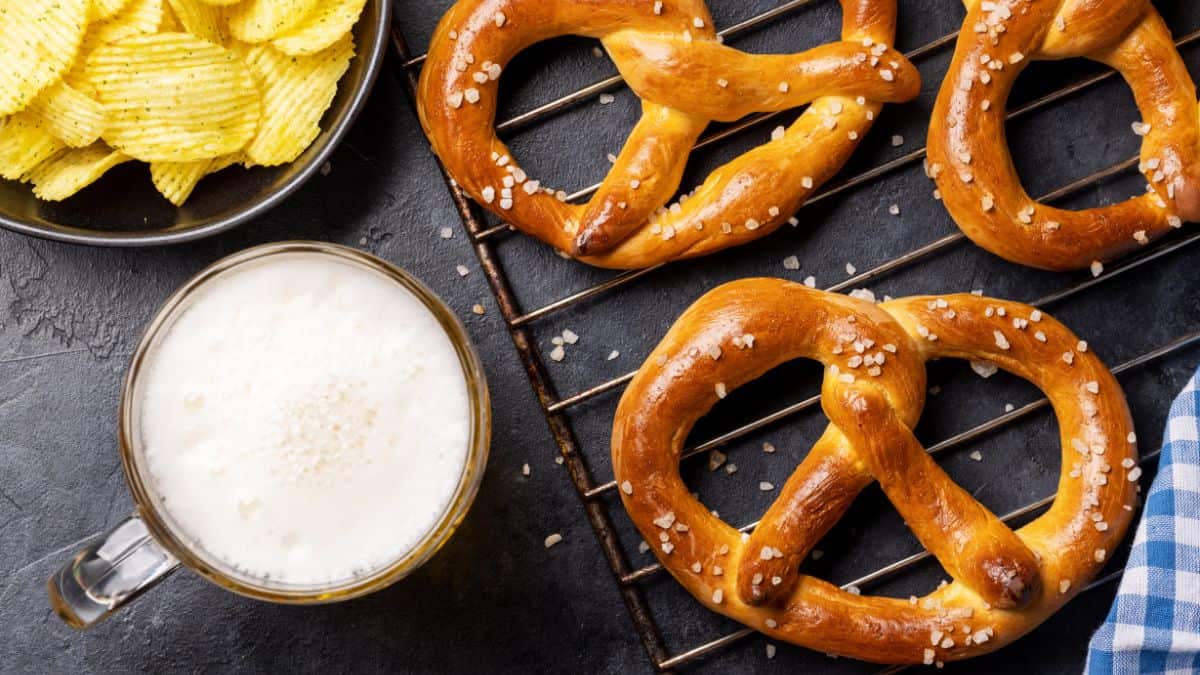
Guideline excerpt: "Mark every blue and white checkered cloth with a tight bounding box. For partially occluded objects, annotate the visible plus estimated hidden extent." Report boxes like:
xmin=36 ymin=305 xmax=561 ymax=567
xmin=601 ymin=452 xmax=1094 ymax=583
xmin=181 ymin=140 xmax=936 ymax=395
xmin=1087 ymin=367 xmax=1200 ymax=674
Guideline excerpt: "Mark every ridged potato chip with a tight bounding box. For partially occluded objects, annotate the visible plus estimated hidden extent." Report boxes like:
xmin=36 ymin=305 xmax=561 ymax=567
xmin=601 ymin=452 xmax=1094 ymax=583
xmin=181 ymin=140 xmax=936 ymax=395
xmin=89 ymin=0 xmax=133 ymax=22
xmin=26 ymin=143 xmax=130 ymax=201
xmin=2 ymin=0 xmax=365 ymax=207
xmin=237 ymin=36 xmax=353 ymax=166
xmin=65 ymin=0 xmax=165 ymax=95
xmin=87 ymin=0 xmax=164 ymax=46
xmin=273 ymin=0 xmax=367 ymax=56
xmin=227 ymin=0 xmax=320 ymax=43
xmin=0 ymin=0 xmax=89 ymax=116
xmin=84 ymin=33 xmax=261 ymax=163
xmin=25 ymin=82 xmax=109 ymax=148
xmin=159 ymin=2 xmax=183 ymax=32
xmin=0 ymin=114 xmax=66 ymax=181
xmin=164 ymin=0 xmax=225 ymax=44
xmin=150 ymin=154 xmax=239 ymax=205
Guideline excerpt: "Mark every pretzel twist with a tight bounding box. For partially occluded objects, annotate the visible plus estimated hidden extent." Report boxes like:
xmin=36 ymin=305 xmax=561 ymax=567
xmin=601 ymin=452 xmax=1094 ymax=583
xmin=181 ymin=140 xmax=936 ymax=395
xmin=929 ymin=0 xmax=1200 ymax=271
xmin=612 ymin=280 xmax=1137 ymax=664
xmin=417 ymin=0 xmax=920 ymax=269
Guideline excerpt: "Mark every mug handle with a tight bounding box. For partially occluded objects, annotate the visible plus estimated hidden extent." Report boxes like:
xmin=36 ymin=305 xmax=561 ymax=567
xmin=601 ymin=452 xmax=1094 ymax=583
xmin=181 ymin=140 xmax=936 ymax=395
xmin=47 ymin=514 xmax=180 ymax=629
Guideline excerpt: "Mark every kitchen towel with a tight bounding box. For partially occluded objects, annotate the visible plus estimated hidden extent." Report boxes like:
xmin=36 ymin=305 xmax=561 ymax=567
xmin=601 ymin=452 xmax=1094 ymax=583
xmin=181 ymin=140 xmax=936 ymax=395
xmin=1086 ymin=366 xmax=1200 ymax=674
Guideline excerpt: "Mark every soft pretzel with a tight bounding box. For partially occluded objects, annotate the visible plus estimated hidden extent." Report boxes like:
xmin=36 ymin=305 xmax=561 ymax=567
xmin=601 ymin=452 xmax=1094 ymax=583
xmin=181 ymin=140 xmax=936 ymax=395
xmin=928 ymin=0 xmax=1200 ymax=271
xmin=416 ymin=0 xmax=920 ymax=269
xmin=612 ymin=279 xmax=1137 ymax=664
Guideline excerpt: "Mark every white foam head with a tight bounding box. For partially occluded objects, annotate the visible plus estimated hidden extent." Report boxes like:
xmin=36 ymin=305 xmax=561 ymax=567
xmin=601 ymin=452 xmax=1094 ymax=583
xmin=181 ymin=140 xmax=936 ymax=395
xmin=136 ymin=252 xmax=472 ymax=586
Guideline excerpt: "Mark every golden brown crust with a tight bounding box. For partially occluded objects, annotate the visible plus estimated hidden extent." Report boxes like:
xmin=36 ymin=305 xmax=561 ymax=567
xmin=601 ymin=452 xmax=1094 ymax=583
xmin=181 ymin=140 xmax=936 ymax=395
xmin=416 ymin=0 xmax=920 ymax=269
xmin=611 ymin=279 xmax=1137 ymax=664
xmin=928 ymin=0 xmax=1199 ymax=271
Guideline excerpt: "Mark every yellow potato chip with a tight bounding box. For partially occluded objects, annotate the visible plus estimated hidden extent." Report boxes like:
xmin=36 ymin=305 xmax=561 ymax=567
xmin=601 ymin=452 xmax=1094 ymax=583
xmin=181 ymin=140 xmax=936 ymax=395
xmin=197 ymin=0 xmax=240 ymax=5
xmin=159 ymin=2 xmax=183 ymax=32
xmin=0 ymin=114 xmax=66 ymax=181
xmin=26 ymin=143 xmax=130 ymax=201
xmin=90 ymin=0 xmax=132 ymax=22
xmin=84 ymin=33 xmax=261 ymax=163
xmin=149 ymin=154 xmax=238 ymax=205
xmin=25 ymin=82 xmax=108 ymax=148
xmin=0 ymin=0 xmax=90 ymax=116
xmin=227 ymin=0 xmax=319 ymax=43
xmin=65 ymin=0 xmax=165 ymax=95
xmin=236 ymin=35 xmax=353 ymax=166
xmin=273 ymin=0 xmax=367 ymax=56
xmin=87 ymin=0 xmax=164 ymax=46
xmin=164 ymin=0 xmax=225 ymax=44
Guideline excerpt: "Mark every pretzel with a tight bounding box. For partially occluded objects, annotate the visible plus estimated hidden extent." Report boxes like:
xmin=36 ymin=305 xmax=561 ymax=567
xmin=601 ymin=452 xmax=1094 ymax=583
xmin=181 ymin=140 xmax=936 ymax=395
xmin=416 ymin=0 xmax=920 ymax=269
xmin=612 ymin=279 xmax=1137 ymax=664
xmin=928 ymin=0 xmax=1200 ymax=271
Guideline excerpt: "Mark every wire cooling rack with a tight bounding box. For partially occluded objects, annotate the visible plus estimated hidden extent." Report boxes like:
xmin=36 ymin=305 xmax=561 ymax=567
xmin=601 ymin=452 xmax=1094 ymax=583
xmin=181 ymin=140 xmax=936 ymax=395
xmin=390 ymin=1 xmax=1200 ymax=670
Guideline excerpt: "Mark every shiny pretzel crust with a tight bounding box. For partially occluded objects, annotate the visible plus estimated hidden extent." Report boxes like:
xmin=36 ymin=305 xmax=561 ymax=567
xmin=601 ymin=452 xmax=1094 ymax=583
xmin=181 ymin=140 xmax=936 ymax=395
xmin=417 ymin=0 xmax=920 ymax=268
xmin=612 ymin=279 xmax=1137 ymax=664
xmin=928 ymin=0 xmax=1200 ymax=271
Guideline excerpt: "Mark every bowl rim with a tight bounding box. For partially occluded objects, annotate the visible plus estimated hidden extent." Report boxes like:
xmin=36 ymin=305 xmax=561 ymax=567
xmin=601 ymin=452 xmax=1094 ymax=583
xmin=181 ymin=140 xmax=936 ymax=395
xmin=0 ymin=0 xmax=393 ymax=248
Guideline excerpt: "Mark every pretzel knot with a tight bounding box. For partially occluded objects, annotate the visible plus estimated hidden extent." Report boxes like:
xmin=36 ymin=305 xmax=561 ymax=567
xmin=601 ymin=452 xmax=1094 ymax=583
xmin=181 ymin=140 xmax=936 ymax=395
xmin=928 ymin=0 xmax=1200 ymax=271
xmin=612 ymin=280 xmax=1138 ymax=664
xmin=417 ymin=0 xmax=920 ymax=269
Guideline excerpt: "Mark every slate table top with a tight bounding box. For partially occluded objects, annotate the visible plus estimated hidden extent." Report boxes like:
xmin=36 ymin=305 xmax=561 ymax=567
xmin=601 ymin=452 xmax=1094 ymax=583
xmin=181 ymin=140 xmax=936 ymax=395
xmin=3 ymin=1 xmax=1199 ymax=673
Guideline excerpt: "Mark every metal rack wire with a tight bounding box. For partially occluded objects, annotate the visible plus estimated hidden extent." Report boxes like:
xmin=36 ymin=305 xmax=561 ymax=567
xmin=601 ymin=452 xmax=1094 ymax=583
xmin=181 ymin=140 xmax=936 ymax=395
xmin=390 ymin=2 xmax=1200 ymax=670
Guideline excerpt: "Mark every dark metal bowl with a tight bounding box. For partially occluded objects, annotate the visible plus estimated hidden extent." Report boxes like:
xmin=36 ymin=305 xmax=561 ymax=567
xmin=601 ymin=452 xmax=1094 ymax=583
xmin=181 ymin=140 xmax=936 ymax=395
xmin=0 ymin=0 xmax=391 ymax=247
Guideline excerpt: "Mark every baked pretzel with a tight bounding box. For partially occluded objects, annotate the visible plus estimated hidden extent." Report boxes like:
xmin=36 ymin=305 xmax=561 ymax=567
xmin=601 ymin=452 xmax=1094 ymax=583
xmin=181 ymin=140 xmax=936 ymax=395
xmin=416 ymin=0 xmax=920 ymax=269
xmin=612 ymin=279 xmax=1137 ymax=664
xmin=928 ymin=0 xmax=1200 ymax=271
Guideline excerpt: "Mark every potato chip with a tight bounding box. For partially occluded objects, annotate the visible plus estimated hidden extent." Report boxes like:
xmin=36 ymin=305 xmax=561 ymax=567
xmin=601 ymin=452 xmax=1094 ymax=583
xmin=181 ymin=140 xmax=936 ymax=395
xmin=273 ymin=0 xmax=367 ymax=56
xmin=3 ymin=0 xmax=365 ymax=207
xmin=164 ymin=0 xmax=225 ymax=44
xmin=227 ymin=0 xmax=320 ymax=43
xmin=0 ymin=114 xmax=66 ymax=181
xmin=0 ymin=0 xmax=89 ymax=116
xmin=159 ymin=2 xmax=183 ymax=32
xmin=86 ymin=0 xmax=164 ymax=46
xmin=237 ymin=35 xmax=353 ymax=166
xmin=149 ymin=154 xmax=238 ymax=205
xmin=25 ymin=82 xmax=108 ymax=148
xmin=90 ymin=0 xmax=133 ymax=22
xmin=84 ymin=33 xmax=261 ymax=163
xmin=26 ymin=143 xmax=130 ymax=201
xmin=65 ymin=0 xmax=165 ymax=96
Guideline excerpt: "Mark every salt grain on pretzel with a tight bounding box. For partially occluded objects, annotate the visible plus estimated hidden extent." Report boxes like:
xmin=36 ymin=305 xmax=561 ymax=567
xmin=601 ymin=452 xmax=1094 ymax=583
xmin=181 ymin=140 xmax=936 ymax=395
xmin=612 ymin=280 xmax=1137 ymax=664
xmin=928 ymin=0 xmax=1200 ymax=271
xmin=417 ymin=0 xmax=920 ymax=269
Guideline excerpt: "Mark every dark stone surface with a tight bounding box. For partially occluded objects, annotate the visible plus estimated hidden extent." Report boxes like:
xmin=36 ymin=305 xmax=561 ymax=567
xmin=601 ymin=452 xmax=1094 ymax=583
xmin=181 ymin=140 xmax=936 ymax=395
xmin=2 ymin=1 xmax=1199 ymax=673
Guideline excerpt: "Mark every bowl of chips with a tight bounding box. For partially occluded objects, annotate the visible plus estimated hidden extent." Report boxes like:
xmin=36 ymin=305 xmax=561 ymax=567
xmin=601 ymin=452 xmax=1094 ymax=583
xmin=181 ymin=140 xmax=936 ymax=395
xmin=0 ymin=0 xmax=391 ymax=246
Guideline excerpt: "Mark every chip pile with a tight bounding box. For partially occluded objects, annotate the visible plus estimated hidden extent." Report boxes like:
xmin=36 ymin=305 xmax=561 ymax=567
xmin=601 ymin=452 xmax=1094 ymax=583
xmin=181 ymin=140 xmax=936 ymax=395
xmin=0 ymin=0 xmax=366 ymax=206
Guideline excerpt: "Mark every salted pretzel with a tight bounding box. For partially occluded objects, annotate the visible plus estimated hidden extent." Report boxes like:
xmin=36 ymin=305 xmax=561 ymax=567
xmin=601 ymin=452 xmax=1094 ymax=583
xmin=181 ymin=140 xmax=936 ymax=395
xmin=417 ymin=0 xmax=920 ymax=269
xmin=928 ymin=0 xmax=1200 ymax=271
xmin=612 ymin=279 xmax=1137 ymax=664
